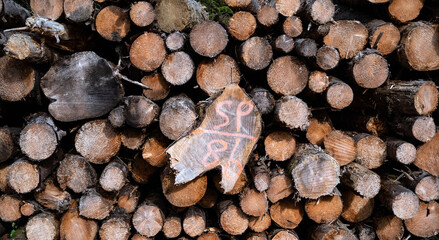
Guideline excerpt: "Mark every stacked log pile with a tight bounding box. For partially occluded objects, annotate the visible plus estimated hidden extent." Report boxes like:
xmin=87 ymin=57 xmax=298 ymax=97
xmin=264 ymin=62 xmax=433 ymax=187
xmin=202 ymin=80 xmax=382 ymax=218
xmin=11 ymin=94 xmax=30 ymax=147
xmin=0 ymin=0 xmax=439 ymax=239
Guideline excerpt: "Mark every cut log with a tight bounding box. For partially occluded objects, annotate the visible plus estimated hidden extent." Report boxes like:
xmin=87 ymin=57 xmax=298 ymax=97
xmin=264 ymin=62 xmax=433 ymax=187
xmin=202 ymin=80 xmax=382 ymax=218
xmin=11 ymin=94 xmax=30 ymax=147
xmin=198 ymin=232 xmax=222 ymax=240
xmin=213 ymin=170 xmax=248 ymax=195
xmin=316 ymin=45 xmax=340 ymax=70
xmin=95 ymin=6 xmax=130 ymax=41
xmin=290 ymin=144 xmax=340 ymax=199
xmin=264 ymin=131 xmax=296 ymax=161
xmin=274 ymin=34 xmax=295 ymax=54
xmin=305 ymin=195 xmax=343 ymax=224
xmin=388 ymin=0 xmax=424 ymax=23
xmin=57 ymin=154 xmax=97 ymax=194
xmin=267 ymin=168 xmax=294 ymax=203
xmin=108 ymin=106 xmax=126 ymax=128
xmin=190 ymin=20 xmax=228 ymax=58
xmin=167 ymin=84 xmax=261 ymax=193
xmin=225 ymin=0 xmax=251 ymax=8
xmin=41 ymin=51 xmax=124 ymax=122
xmin=117 ymin=184 xmax=140 ymax=214
xmin=414 ymin=132 xmax=439 ymax=177
xmin=366 ymin=20 xmax=400 ymax=55
xmin=268 ymin=56 xmax=309 ymax=96
xmin=132 ymin=199 xmax=165 ymax=237
xmin=386 ymin=138 xmax=416 ymax=165
xmin=308 ymin=71 xmax=329 ymax=94
xmin=20 ymin=201 xmax=41 ymax=217
xmin=239 ymin=187 xmax=268 ymax=217
xmin=0 ymin=163 xmax=12 ymax=193
xmin=414 ymin=175 xmax=439 ymax=202
xmin=247 ymin=232 xmax=268 ymax=240
xmin=311 ymin=224 xmax=358 ymax=240
xmin=250 ymin=88 xmax=275 ymax=115
xmin=121 ymin=128 xmax=146 ymax=150
xmin=324 ymin=130 xmax=356 ymax=166
xmin=141 ymin=72 xmax=171 ymax=101
xmin=75 ymin=119 xmax=121 ymax=164
xmin=163 ymin=215 xmax=182 ymax=238
xmin=0 ymin=0 xmax=31 ymax=28
xmin=294 ymin=38 xmax=317 ymax=58
xmin=397 ymin=22 xmax=439 ymax=71
xmin=60 ymin=200 xmax=98 ymax=240
xmin=4 ymin=33 xmax=57 ymax=63
xmin=0 ymin=56 xmax=35 ymax=101
xmin=0 ymin=194 xmax=21 ymax=222
xmin=373 ymin=212 xmax=404 ymax=240
xmin=341 ymin=188 xmax=374 ymax=223
xmin=341 ymin=163 xmax=380 ymax=198
xmin=249 ymin=157 xmax=270 ymax=192
xmin=99 ymin=217 xmax=131 ymax=240
xmin=270 ymin=198 xmax=304 ymax=229
xmin=270 ymin=229 xmax=299 ymax=240
xmin=124 ymin=95 xmax=160 ymax=128
xmin=374 ymin=80 xmax=438 ymax=116
xmin=275 ymin=0 xmax=301 ymax=17
xmin=130 ymin=1 xmax=155 ymax=27
xmin=323 ymin=20 xmax=368 ymax=59
xmin=132 ymin=234 xmax=153 ymax=240
xmin=196 ymin=54 xmax=240 ymax=96
xmin=229 ymin=11 xmax=257 ymax=41
xmin=64 ymin=0 xmax=93 ymax=23
xmin=19 ymin=114 xmax=61 ymax=161
xmin=99 ymin=159 xmax=128 ymax=192
xmin=130 ymin=31 xmax=167 ymax=70
xmin=249 ymin=213 xmax=271 ymax=232
xmin=155 ymin=0 xmax=207 ymax=33
xmin=283 ymin=16 xmax=302 ymax=37
xmin=404 ymin=201 xmax=439 ymax=238
xmin=306 ymin=118 xmax=332 ymax=146
xmin=257 ymin=5 xmax=278 ymax=27
xmin=79 ymin=188 xmax=114 ymax=220
xmin=240 ymin=36 xmax=273 ymax=70
xmin=6 ymin=159 xmax=39 ymax=194
xmin=129 ymin=153 xmax=158 ymax=184
xmin=0 ymin=128 xmax=15 ymax=163
xmin=198 ymin=185 xmax=218 ymax=208
xmin=35 ymin=178 xmax=71 ymax=212
xmin=162 ymin=51 xmax=195 ymax=85
xmin=26 ymin=212 xmax=59 ymax=240
xmin=351 ymin=49 xmax=389 ymax=89
xmin=166 ymin=31 xmax=186 ymax=52
xmin=355 ymin=224 xmax=375 ymax=240
xmin=162 ymin=166 xmax=207 ymax=207
xmin=379 ymin=180 xmax=420 ymax=220
xmin=348 ymin=132 xmax=386 ymax=169
xmin=142 ymin=132 xmax=169 ymax=167
xmin=389 ymin=116 xmax=436 ymax=143
xmin=183 ymin=206 xmax=206 ymax=237
xmin=325 ymin=77 xmax=353 ymax=109
xmin=159 ymin=94 xmax=197 ymax=140
xmin=218 ymin=200 xmax=249 ymax=235
xmin=304 ymin=0 xmax=335 ymax=24
xmin=30 ymin=0 xmax=63 ymax=20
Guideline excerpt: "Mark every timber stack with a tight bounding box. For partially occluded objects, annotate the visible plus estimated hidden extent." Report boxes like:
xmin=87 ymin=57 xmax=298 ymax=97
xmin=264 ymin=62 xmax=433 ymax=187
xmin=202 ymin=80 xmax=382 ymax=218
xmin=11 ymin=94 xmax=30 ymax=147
xmin=1 ymin=0 xmax=439 ymax=239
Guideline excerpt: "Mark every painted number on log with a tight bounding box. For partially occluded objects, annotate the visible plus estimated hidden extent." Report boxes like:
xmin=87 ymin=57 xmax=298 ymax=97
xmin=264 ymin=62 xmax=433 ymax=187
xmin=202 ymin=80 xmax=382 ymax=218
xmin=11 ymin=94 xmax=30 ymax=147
xmin=167 ymin=84 xmax=262 ymax=192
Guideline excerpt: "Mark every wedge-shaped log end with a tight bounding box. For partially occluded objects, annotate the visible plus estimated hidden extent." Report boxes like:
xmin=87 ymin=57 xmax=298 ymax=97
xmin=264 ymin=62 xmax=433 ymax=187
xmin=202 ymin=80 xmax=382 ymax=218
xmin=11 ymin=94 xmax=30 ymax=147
xmin=167 ymin=84 xmax=262 ymax=193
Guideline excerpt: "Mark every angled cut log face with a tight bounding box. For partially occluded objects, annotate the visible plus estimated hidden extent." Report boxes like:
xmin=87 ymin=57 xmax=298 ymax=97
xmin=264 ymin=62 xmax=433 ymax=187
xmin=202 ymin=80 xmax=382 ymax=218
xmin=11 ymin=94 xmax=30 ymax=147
xmin=41 ymin=51 xmax=124 ymax=122
xmin=167 ymin=84 xmax=262 ymax=193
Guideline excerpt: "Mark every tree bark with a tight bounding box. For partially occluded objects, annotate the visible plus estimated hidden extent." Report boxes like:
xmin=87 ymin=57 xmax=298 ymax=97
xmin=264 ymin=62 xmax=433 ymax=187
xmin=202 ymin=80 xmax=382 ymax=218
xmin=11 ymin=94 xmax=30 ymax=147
xmin=341 ymin=163 xmax=381 ymax=198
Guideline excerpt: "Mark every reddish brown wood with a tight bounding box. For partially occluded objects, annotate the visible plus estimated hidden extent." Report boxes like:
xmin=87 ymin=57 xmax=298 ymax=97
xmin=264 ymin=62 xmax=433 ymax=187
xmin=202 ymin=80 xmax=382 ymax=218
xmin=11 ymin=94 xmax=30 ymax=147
xmin=276 ymin=0 xmax=301 ymax=17
xmin=96 ymin=6 xmax=131 ymax=41
xmin=388 ymin=0 xmax=424 ymax=23
xmin=26 ymin=212 xmax=59 ymax=240
xmin=240 ymin=36 xmax=273 ymax=70
xmin=341 ymin=188 xmax=374 ymax=223
xmin=324 ymin=130 xmax=356 ymax=166
xmin=218 ymin=200 xmax=249 ymax=235
xmin=415 ymin=132 xmax=439 ymax=178
xmin=283 ymin=16 xmax=302 ymax=37
xmin=0 ymin=56 xmax=35 ymax=102
xmin=305 ymin=195 xmax=343 ymax=224
xmin=130 ymin=32 xmax=167 ymax=71
xmin=404 ymin=201 xmax=439 ymax=238
xmin=60 ymin=200 xmax=98 ymax=240
xmin=306 ymin=118 xmax=332 ymax=146
xmin=323 ymin=20 xmax=368 ymax=59
xmin=6 ymin=159 xmax=39 ymax=194
xmin=351 ymin=49 xmax=389 ymax=89
xmin=183 ymin=206 xmax=206 ymax=237
xmin=133 ymin=199 xmax=165 ymax=237
xmin=325 ymin=77 xmax=354 ymax=109
xmin=239 ymin=187 xmax=268 ymax=217
xmin=141 ymin=72 xmax=170 ymax=101
xmin=79 ymin=188 xmax=114 ymax=220
xmin=30 ymin=0 xmax=63 ymax=20
xmin=257 ymin=5 xmax=278 ymax=27
xmin=35 ymin=178 xmax=71 ymax=212
xmin=57 ymin=154 xmax=97 ymax=194
xmin=366 ymin=20 xmax=400 ymax=55
xmin=249 ymin=213 xmax=271 ymax=233
xmin=316 ymin=45 xmax=340 ymax=70
xmin=229 ymin=11 xmax=257 ymax=41
xmin=270 ymin=198 xmax=304 ymax=229
xmin=267 ymin=168 xmax=294 ymax=203
xmin=117 ymin=184 xmax=140 ymax=214
xmin=162 ymin=214 xmax=182 ymax=238
xmin=64 ymin=0 xmax=93 ymax=23
xmin=0 ymin=194 xmax=21 ymax=222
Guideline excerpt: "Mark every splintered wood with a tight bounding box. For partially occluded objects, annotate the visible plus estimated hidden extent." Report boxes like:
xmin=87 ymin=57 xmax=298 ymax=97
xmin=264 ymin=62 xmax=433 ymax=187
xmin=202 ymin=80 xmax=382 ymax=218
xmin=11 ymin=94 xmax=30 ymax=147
xmin=167 ymin=84 xmax=261 ymax=193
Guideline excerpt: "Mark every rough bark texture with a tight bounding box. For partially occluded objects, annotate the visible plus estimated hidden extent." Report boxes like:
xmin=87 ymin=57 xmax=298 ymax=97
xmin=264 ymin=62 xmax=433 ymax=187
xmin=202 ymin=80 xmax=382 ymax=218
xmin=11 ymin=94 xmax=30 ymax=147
xmin=341 ymin=163 xmax=381 ymax=198
xmin=379 ymin=180 xmax=420 ymax=220
xmin=155 ymin=0 xmax=208 ymax=33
